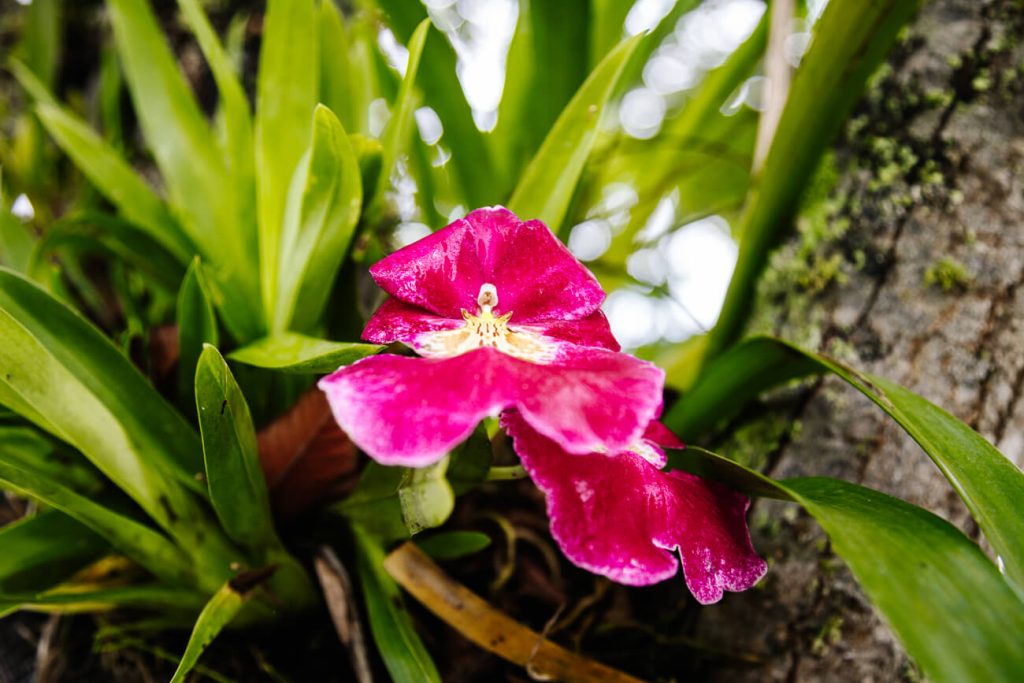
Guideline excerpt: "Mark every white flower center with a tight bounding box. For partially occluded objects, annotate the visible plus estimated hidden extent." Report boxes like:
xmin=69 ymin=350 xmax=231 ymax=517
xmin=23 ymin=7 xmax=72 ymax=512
xmin=416 ymin=283 xmax=558 ymax=363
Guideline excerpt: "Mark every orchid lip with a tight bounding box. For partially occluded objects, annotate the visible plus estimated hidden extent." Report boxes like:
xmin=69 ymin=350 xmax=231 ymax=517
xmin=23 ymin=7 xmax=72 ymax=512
xmin=414 ymin=282 xmax=560 ymax=364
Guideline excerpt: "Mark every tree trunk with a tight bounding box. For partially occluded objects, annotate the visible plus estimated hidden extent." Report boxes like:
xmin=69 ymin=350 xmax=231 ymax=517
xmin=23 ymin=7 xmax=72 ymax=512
xmin=695 ymin=1 xmax=1024 ymax=680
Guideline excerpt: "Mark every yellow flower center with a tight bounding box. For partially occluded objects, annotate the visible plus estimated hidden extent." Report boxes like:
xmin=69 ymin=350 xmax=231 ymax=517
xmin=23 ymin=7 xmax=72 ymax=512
xmin=417 ymin=283 xmax=558 ymax=363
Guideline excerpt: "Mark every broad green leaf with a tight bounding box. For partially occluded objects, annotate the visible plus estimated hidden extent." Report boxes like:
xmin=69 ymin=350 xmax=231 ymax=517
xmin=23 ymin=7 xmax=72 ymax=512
xmin=106 ymin=0 xmax=225 ymax=248
xmin=338 ymin=460 xmax=454 ymax=541
xmin=374 ymin=0 xmax=501 ymax=207
xmin=0 ymin=207 xmax=35 ymax=273
xmin=275 ymin=105 xmax=363 ymax=332
xmin=177 ymin=259 xmax=220 ymax=412
xmin=416 ymin=531 xmax=491 ymax=561
xmin=9 ymin=61 xmax=192 ymax=262
xmin=256 ymin=0 xmax=319 ymax=323
xmin=508 ymin=34 xmax=642 ymax=234
xmin=664 ymin=335 xmax=1024 ymax=592
xmin=320 ymin=2 xmax=375 ymax=135
xmin=195 ymin=346 xmax=278 ymax=553
xmin=587 ymin=0 xmax=630 ymax=66
xmin=369 ymin=19 xmax=431 ymax=218
xmin=492 ymin=0 xmax=589 ymax=182
xmin=352 ymin=524 xmax=441 ymax=683
xmin=169 ymin=574 xmax=272 ymax=683
xmin=107 ymin=0 xmax=261 ymax=340
xmin=668 ymin=447 xmax=1024 ymax=683
xmin=706 ymin=0 xmax=923 ymax=359
xmin=29 ymin=212 xmax=184 ymax=293
xmin=0 ymin=269 xmax=204 ymax=506
xmin=0 ymin=510 xmax=108 ymax=594
xmin=229 ymin=332 xmax=382 ymax=374
xmin=0 ymin=458 xmax=201 ymax=590
xmin=176 ymin=0 xmax=257 ymax=249
xmin=0 ymin=269 xmax=241 ymax=578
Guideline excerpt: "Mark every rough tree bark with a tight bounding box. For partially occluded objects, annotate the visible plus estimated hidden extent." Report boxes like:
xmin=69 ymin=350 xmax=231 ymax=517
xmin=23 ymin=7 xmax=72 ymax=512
xmin=695 ymin=1 xmax=1024 ymax=680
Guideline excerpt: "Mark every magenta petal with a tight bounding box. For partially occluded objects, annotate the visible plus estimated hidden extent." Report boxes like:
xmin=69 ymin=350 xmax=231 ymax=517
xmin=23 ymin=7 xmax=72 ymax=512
xmin=362 ymin=298 xmax=463 ymax=346
xmin=502 ymin=413 xmax=767 ymax=602
xmin=318 ymin=347 xmax=663 ymax=465
xmin=369 ymin=207 xmax=605 ymax=322
xmin=513 ymin=310 xmax=620 ymax=352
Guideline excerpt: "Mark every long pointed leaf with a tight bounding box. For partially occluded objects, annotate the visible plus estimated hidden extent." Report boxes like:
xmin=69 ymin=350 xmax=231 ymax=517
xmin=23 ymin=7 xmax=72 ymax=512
xmin=374 ymin=0 xmax=501 ymax=207
xmin=668 ymin=446 xmax=1024 ymax=683
xmin=664 ymin=335 xmax=1024 ymax=593
xmin=195 ymin=345 xmax=278 ymax=552
xmin=229 ymin=333 xmax=382 ymax=374
xmin=352 ymin=525 xmax=441 ymax=683
xmin=275 ymin=105 xmax=362 ymax=332
xmin=706 ymin=0 xmax=923 ymax=359
xmin=256 ymin=0 xmax=320 ymax=322
xmin=508 ymin=34 xmax=642 ymax=234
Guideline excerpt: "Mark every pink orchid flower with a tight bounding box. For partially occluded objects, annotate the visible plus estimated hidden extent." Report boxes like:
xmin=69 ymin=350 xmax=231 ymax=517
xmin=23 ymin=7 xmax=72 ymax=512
xmin=502 ymin=411 xmax=767 ymax=602
xmin=318 ymin=206 xmax=664 ymax=467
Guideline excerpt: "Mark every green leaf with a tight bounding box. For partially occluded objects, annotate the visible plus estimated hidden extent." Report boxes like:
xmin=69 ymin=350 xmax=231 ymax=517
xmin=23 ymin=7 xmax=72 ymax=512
xmin=0 ymin=458 xmax=201 ymax=590
xmin=2 ymin=585 xmax=207 ymax=616
xmin=274 ymin=105 xmax=363 ymax=332
xmin=664 ymin=335 xmax=1024 ymax=593
xmin=169 ymin=573 xmax=272 ymax=683
xmin=706 ymin=0 xmax=923 ymax=359
xmin=229 ymin=332 xmax=382 ymax=374
xmin=0 ymin=268 xmax=206 ymax=509
xmin=9 ymin=62 xmax=193 ymax=263
xmin=416 ymin=531 xmax=491 ymax=561
xmin=107 ymin=0 xmax=261 ymax=340
xmin=177 ymin=259 xmax=220 ymax=413
xmin=0 ymin=509 xmax=108 ymax=594
xmin=339 ymin=460 xmax=454 ymax=542
xmin=195 ymin=345 xmax=278 ymax=553
xmin=508 ymin=33 xmax=642 ymax=234
xmin=668 ymin=447 xmax=1024 ymax=683
xmin=0 ymin=269 xmax=241 ymax=582
xmin=446 ymin=426 xmax=493 ymax=496
xmin=256 ymin=0 xmax=319 ymax=323
xmin=352 ymin=524 xmax=441 ymax=683
xmin=492 ymin=0 xmax=589 ymax=182
xmin=17 ymin=0 xmax=59 ymax=89
xmin=369 ymin=19 xmax=430 ymax=218
xmin=374 ymin=0 xmax=501 ymax=207
xmin=176 ymin=0 xmax=257 ymax=249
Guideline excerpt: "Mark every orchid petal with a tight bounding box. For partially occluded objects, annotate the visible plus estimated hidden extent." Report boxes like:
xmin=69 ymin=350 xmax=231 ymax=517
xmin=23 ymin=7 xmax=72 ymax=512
xmin=369 ymin=207 xmax=605 ymax=322
xmin=502 ymin=412 xmax=767 ymax=602
xmin=318 ymin=346 xmax=663 ymax=466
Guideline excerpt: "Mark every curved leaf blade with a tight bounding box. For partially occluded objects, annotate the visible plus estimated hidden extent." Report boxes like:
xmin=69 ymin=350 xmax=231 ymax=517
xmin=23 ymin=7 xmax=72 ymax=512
xmin=0 ymin=510 xmax=108 ymax=594
xmin=668 ymin=447 xmax=1024 ymax=683
xmin=352 ymin=524 xmax=441 ymax=683
xmin=195 ymin=345 xmax=278 ymax=552
xmin=229 ymin=332 xmax=382 ymax=374
xmin=706 ymin=0 xmax=923 ymax=359
xmin=508 ymin=33 xmax=642 ymax=234
xmin=256 ymin=0 xmax=319 ymax=322
xmin=275 ymin=105 xmax=363 ymax=332
xmin=665 ymin=335 xmax=1024 ymax=592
